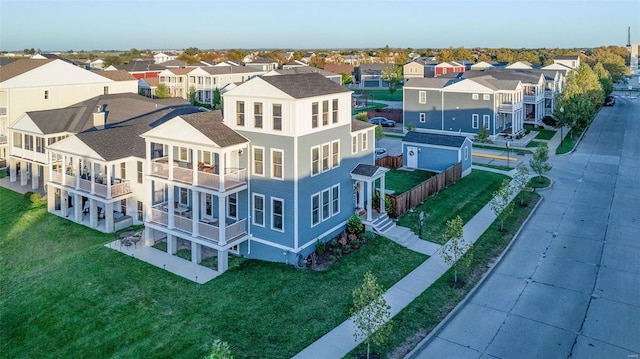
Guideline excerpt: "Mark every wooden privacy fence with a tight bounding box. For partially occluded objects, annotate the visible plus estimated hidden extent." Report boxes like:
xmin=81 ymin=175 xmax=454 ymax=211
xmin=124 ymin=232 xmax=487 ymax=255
xmin=375 ymin=154 xmax=403 ymax=169
xmin=387 ymin=162 xmax=462 ymax=217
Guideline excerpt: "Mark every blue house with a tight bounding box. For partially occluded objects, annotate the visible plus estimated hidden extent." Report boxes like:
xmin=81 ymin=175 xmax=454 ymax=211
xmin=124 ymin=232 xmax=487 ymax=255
xmin=402 ymin=131 xmax=473 ymax=177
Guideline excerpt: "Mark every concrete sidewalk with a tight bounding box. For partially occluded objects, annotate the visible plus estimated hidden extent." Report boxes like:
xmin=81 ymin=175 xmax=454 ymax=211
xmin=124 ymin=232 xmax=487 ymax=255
xmin=293 ymin=175 xmax=520 ymax=359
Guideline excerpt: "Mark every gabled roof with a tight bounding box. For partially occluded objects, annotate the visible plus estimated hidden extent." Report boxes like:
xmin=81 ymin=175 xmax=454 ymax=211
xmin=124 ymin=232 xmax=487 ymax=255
xmin=553 ymin=55 xmax=580 ymax=60
xmin=324 ymin=64 xmax=354 ymax=74
xmin=359 ymin=63 xmax=393 ymax=75
xmin=200 ymin=66 xmax=265 ymax=75
xmin=260 ymin=73 xmax=350 ymax=99
xmin=402 ymin=131 xmax=468 ymax=148
xmin=97 ymin=70 xmax=137 ymax=81
xmin=351 ymin=119 xmax=375 ymax=132
xmin=0 ymin=59 xmax=54 ymax=82
xmin=248 ymin=58 xmax=278 ymax=64
xmin=351 ymin=163 xmax=388 ymax=178
xmin=464 ymin=69 xmax=544 ymax=84
xmin=139 ymin=77 xmax=159 ymax=86
xmin=404 ymin=77 xmax=460 ymax=89
xmin=112 ymin=60 xmax=166 ymax=72
xmin=0 ymin=58 xmax=17 ymax=67
xmin=18 ymin=107 xmax=87 ymax=135
xmin=268 ymin=67 xmax=339 ymax=78
xmin=180 ymin=111 xmax=249 ymax=147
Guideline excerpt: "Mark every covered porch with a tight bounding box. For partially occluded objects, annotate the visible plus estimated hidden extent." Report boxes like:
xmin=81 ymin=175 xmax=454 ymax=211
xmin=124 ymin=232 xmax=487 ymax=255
xmin=350 ymin=163 xmax=394 ymax=233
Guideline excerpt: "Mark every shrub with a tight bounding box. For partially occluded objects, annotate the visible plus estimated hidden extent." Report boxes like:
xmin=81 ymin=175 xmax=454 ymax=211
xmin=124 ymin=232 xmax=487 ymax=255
xmin=347 ymin=214 xmax=364 ymax=234
xmin=29 ymin=193 xmax=41 ymax=203
xmin=315 ymin=239 xmax=326 ymax=256
xmin=24 ymin=191 xmax=34 ymax=200
xmin=328 ymin=255 xmax=337 ymax=265
xmin=362 ymin=231 xmax=376 ymax=243
xmin=332 ymin=247 xmax=342 ymax=257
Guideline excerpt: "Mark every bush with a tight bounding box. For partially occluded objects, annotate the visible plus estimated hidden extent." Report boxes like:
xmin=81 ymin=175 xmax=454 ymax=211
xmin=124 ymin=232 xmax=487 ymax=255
xmin=315 ymin=239 xmax=326 ymax=256
xmin=23 ymin=191 xmax=34 ymax=200
xmin=361 ymin=231 xmax=376 ymax=244
xmin=328 ymin=255 xmax=337 ymax=265
xmin=542 ymin=116 xmax=557 ymax=127
xmin=347 ymin=214 xmax=364 ymax=234
xmin=29 ymin=193 xmax=41 ymax=203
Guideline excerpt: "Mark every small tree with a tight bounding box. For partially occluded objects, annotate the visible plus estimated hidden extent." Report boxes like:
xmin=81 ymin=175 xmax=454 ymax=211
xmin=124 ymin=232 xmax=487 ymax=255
xmin=155 ymin=83 xmax=169 ymax=99
xmin=204 ymin=339 xmax=233 ymax=359
xmin=441 ymin=215 xmax=472 ymax=285
xmin=375 ymin=123 xmax=384 ymax=141
xmin=513 ymin=162 xmax=530 ymax=206
xmin=475 ymin=126 xmax=489 ymax=143
xmin=213 ymin=88 xmax=221 ymax=109
xmin=356 ymin=111 xmax=368 ymax=122
xmin=351 ymin=271 xmax=392 ymax=359
xmin=381 ymin=65 xmax=403 ymax=95
xmin=188 ymin=86 xmax=197 ymax=105
xmin=489 ymin=179 xmax=514 ymax=232
xmin=529 ymin=142 xmax=552 ymax=184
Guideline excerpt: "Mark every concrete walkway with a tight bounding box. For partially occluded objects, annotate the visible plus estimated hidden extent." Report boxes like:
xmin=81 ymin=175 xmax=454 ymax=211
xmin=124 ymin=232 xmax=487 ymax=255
xmin=293 ymin=178 xmax=521 ymax=359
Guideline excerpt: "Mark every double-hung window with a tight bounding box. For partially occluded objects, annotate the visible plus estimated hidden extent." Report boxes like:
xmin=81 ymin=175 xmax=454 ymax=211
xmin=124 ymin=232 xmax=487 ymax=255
xmin=331 ymin=140 xmax=340 ymax=168
xmin=352 ymin=135 xmax=357 ymax=154
xmin=321 ymin=189 xmax=330 ymax=221
xmin=253 ymin=147 xmax=264 ymax=176
xmin=332 ymin=99 xmax=338 ymax=123
xmin=254 ymin=102 xmax=263 ymax=128
xmin=311 ymin=194 xmax=320 ymax=226
xmin=272 ymin=149 xmax=283 ymax=179
xmin=419 ymin=91 xmax=426 ymax=104
xmin=472 ymin=114 xmax=479 ymax=129
xmin=311 ymin=146 xmax=320 ymax=176
xmin=322 ymin=100 xmax=329 ymax=126
xmin=273 ymin=104 xmax=282 ymax=130
xmin=272 ymin=198 xmax=284 ymax=231
xmin=322 ymin=143 xmax=330 ymax=172
xmin=483 ymin=115 xmax=490 ymax=130
xmin=311 ymin=102 xmax=318 ymax=128
xmin=253 ymin=194 xmax=264 ymax=226
xmin=236 ymin=101 xmax=245 ymax=126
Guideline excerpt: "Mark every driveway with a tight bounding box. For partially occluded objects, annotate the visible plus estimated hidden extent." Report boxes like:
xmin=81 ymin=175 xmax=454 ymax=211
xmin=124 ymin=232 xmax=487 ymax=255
xmin=408 ymin=93 xmax=640 ymax=358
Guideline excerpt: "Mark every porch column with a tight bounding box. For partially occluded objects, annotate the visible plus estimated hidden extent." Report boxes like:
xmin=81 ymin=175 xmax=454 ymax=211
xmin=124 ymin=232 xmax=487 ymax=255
xmin=61 ymin=155 xmax=67 ymax=186
xmin=168 ymin=145 xmax=174 ymax=180
xmin=75 ymin=157 xmax=81 ymax=189
xmin=90 ymin=199 xmax=97 ymax=228
xmin=47 ymin=189 xmax=55 ymax=211
xmin=105 ymin=202 xmax=114 ymax=232
xmin=358 ymin=181 xmax=364 ymax=210
xmin=192 ymin=149 xmax=197 ymax=186
xmin=144 ymin=227 xmax=153 ymax=246
xmin=218 ymin=195 xmax=226 ymax=245
xmin=191 ymin=242 xmax=202 ymax=263
xmin=167 ymin=184 xmax=175 ymax=229
xmin=217 ymin=249 xmax=229 ymax=273
xmin=380 ymin=176 xmax=386 ymax=215
xmin=106 ymin=164 xmax=112 ymax=199
xmin=9 ymin=158 xmax=16 ymax=182
xmin=366 ymin=180 xmax=373 ymax=221
xmin=31 ymin=164 xmax=39 ymax=190
xmin=191 ymin=189 xmax=200 ymax=237
xmin=20 ymin=160 xmax=27 ymax=186
xmin=90 ymin=161 xmax=96 ymax=194
xmin=218 ymin=152 xmax=226 ymax=192
xmin=43 ymin=165 xmax=49 ymax=193
xmin=167 ymin=234 xmax=177 ymax=255
xmin=61 ymin=189 xmax=68 ymax=217
xmin=74 ymin=193 xmax=82 ymax=222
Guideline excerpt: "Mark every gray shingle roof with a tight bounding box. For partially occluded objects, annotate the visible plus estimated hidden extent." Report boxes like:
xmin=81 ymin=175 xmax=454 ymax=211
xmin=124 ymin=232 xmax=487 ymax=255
xmin=261 ymin=73 xmax=350 ymax=99
xmin=0 ymin=59 xmax=54 ymax=82
xmin=113 ymin=60 xmax=166 ymax=72
xmin=179 ymin=111 xmax=249 ymax=147
xmin=351 ymin=119 xmax=375 ymax=132
xmin=96 ymin=70 xmax=137 ymax=81
xmin=351 ymin=163 xmax=380 ymax=177
xmin=359 ymin=63 xmax=394 ymax=76
xmin=403 ymin=131 xmax=468 ymax=148
xmin=272 ymin=67 xmax=339 ymax=77
xmin=201 ymin=66 xmax=265 ymax=75
xmin=405 ymin=77 xmax=461 ymax=89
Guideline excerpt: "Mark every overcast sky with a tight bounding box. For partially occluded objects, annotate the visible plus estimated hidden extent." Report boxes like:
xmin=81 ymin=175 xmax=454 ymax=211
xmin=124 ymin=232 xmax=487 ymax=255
xmin=1 ymin=0 xmax=639 ymax=52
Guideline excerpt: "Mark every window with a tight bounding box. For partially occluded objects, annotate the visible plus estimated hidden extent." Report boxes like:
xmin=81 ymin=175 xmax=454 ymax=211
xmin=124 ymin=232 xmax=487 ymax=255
xmin=472 ymin=114 xmax=479 ymax=129
xmin=36 ymin=137 xmax=45 ymax=153
xmin=311 ymin=146 xmax=320 ymax=176
xmin=137 ymin=161 xmax=143 ymax=183
xmin=253 ymin=194 xmax=265 ymax=226
xmin=273 ymin=104 xmax=282 ymax=130
xmin=332 ymin=99 xmax=338 ymax=123
xmin=137 ymin=201 xmax=143 ymax=221
xmin=362 ymin=132 xmax=368 ymax=151
xmin=228 ymin=193 xmax=237 ymax=218
xmin=322 ymin=143 xmax=330 ymax=171
xmin=483 ymin=94 xmax=490 ymax=101
xmin=483 ymin=115 xmax=491 ymax=130
xmin=44 ymin=90 xmax=49 ymax=100
xmin=153 ymin=182 xmax=165 ymax=203
xmin=419 ymin=91 xmax=426 ymax=104
xmin=178 ymin=147 xmax=189 ymax=162
xmin=352 ymin=135 xmax=357 ymax=154
xmin=311 ymin=194 xmax=320 ymax=226
xmin=464 ymin=146 xmax=469 ymax=160
xmin=103 ymin=86 xmax=109 ymax=95
xmin=331 ymin=140 xmax=340 ymax=168
xmin=419 ymin=113 xmax=426 ymax=123
xmin=121 ymin=199 xmax=127 ymax=215
xmin=179 ymin=187 xmax=189 ymax=206
xmin=332 ymin=185 xmax=340 ymax=215
xmin=272 ymin=149 xmax=283 ymax=179
xmin=120 ymin=162 xmax=126 ymax=179
xmin=253 ymin=147 xmax=264 ymax=176
xmin=322 ymin=100 xmax=329 ymax=126
xmin=322 ymin=189 xmax=330 ymax=221
xmin=254 ymin=102 xmax=263 ymax=128
xmin=236 ymin=101 xmax=245 ymax=126
xmin=472 ymin=93 xmax=479 ymax=100
xmin=272 ymin=198 xmax=283 ymax=231
xmin=311 ymin=102 xmax=318 ymax=128
xmin=24 ymin=135 xmax=33 ymax=151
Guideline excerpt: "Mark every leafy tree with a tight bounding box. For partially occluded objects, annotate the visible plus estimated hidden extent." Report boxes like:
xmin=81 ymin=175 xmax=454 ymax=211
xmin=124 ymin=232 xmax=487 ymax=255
xmin=436 ymin=47 xmax=455 ymax=62
xmin=490 ymin=179 xmax=515 ymax=232
xmin=453 ymin=47 xmax=474 ymax=62
xmin=495 ymin=48 xmax=516 ymax=64
xmin=204 ymin=339 xmax=233 ymax=359
xmin=340 ymin=72 xmax=352 ymax=84
xmin=381 ymin=65 xmax=402 ymax=95
xmin=103 ymin=55 xmax=122 ymax=67
xmin=351 ymin=271 xmax=392 ymax=359
xmin=395 ymin=51 xmax=409 ymax=65
xmin=475 ymin=126 xmax=489 ymax=143
xmin=309 ymin=55 xmax=325 ymax=69
xmin=183 ymin=47 xmax=200 ymax=56
xmin=593 ymin=62 xmax=613 ymax=96
xmin=155 ymin=83 xmax=170 ymax=99
xmin=513 ymin=162 xmax=530 ymax=206
xmin=356 ymin=111 xmax=368 ymax=122
xmin=441 ymin=215 xmax=472 ymax=285
xmin=178 ymin=53 xmax=199 ymax=64
xmin=188 ymin=86 xmax=197 ymax=105
xmin=587 ymin=46 xmax=629 ymax=82
xmin=476 ymin=53 xmax=491 ymax=62
xmin=225 ymin=49 xmax=248 ymax=62
xmin=375 ymin=124 xmax=384 ymax=141
xmin=529 ymin=142 xmax=552 ymax=184
xmin=213 ymin=88 xmax=221 ymax=108
xmin=129 ymin=48 xmax=141 ymax=57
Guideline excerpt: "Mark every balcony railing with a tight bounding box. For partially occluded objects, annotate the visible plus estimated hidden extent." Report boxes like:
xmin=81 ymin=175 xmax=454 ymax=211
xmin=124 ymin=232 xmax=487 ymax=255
xmin=150 ymin=159 xmax=246 ymax=192
xmin=544 ymin=91 xmax=554 ymax=99
xmin=50 ymin=173 xmax=131 ymax=198
xmin=544 ymin=108 xmax=552 ymax=116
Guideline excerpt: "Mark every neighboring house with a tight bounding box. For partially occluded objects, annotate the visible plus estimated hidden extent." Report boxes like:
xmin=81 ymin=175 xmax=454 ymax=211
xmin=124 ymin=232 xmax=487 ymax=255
xmin=301 ymin=52 xmax=315 ymax=64
xmin=403 ymin=61 xmax=425 ymax=80
xmin=402 ymin=131 xmax=472 ymax=177
xmin=244 ymin=58 xmax=279 ymax=72
xmin=324 ymin=63 xmax=354 ymax=78
xmin=358 ymin=63 xmax=394 ymax=88
xmin=434 ymin=61 xmax=466 ymax=77
xmin=89 ymin=58 xmax=105 ymax=69
xmin=214 ymin=61 xmax=241 ymax=67
xmin=403 ymin=76 xmax=525 ymax=140
xmin=282 ymin=60 xmax=308 ymax=69
xmin=105 ymin=60 xmax=166 ymax=79
xmin=154 ymin=52 xmax=179 ymax=64
xmin=96 ymin=70 xmax=139 ymax=93
xmin=265 ymin=67 xmax=342 ymax=84
xmin=0 ymin=59 xmax=137 ymax=165
xmin=161 ymin=60 xmax=210 ymax=68
xmin=505 ymin=61 xmax=542 ymax=70
xmin=138 ymin=77 xmax=159 ymax=98
xmin=552 ymin=55 xmax=580 ymax=70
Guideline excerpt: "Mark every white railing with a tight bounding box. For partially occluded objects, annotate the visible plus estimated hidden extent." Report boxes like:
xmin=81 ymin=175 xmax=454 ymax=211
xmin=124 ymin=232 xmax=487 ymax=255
xmin=523 ymin=95 xmax=535 ymax=103
xmin=64 ymin=174 xmax=76 ymax=187
xmin=150 ymin=161 xmax=170 ymax=179
xmin=197 ymin=170 xmax=220 ymax=189
xmin=224 ymin=168 xmax=246 ymax=188
xmin=111 ymin=181 xmax=132 ymax=197
xmin=198 ymin=221 xmax=220 ymax=242
xmin=226 ymin=218 xmax=246 ymax=240
xmin=51 ymin=172 xmax=63 ymax=184
xmin=149 ymin=207 xmax=168 ymax=226
xmin=173 ymin=166 xmax=193 ymax=183
xmin=174 ymin=214 xmax=192 ymax=232
xmin=544 ymin=91 xmax=554 ymax=99
xmin=78 ymin=178 xmax=91 ymax=192
xmin=94 ymin=183 xmax=107 ymax=197
xmin=499 ymin=104 xmax=514 ymax=113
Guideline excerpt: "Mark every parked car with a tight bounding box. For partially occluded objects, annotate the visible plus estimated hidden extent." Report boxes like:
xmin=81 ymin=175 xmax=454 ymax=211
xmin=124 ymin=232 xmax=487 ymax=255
xmin=368 ymin=117 xmax=396 ymax=127
xmin=375 ymin=147 xmax=388 ymax=159
xmin=604 ymin=96 xmax=615 ymax=106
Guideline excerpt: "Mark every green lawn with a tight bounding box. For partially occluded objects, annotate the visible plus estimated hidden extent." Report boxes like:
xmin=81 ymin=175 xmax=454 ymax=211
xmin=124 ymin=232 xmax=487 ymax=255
xmin=473 ymin=143 xmax=533 ymax=154
xmin=528 ymin=175 xmax=551 ymax=189
xmin=398 ymin=170 xmax=508 ymax=244
xmin=533 ymin=129 xmax=556 ymax=140
xmin=526 ymin=140 xmax=541 ymax=148
xmin=357 ymin=89 xmax=403 ymax=102
xmin=473 ymin=162 xmax=512 ymax=171
xmin=352 ymin=102 xmax=388 ymax=115
xmin=381 ymin=168 xmax=436 ymax=195
xmin=556 ymin=129 xmax=579 ymax=155
xmin=0 ymin=188 xmax=425 ymax=359
xmin=348 ymin=191 xmax=541 ymax=358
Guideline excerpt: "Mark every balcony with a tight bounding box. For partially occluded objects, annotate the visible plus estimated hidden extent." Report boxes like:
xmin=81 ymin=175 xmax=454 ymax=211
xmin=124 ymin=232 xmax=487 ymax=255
xmin=150 ymin=158 xmax=246 ymax=192
xmin=50 ymin=172 xmax=132 ymax=198
xmin=544 ymin=90 xmax=554 ymax=99
xmin=148 ymin=204 xmax=247 ymax=244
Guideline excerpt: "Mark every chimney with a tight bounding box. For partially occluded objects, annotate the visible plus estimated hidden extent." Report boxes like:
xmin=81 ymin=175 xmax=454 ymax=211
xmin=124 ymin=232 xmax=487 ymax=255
xmin=93 ymin=105 xmax=105 ymax=129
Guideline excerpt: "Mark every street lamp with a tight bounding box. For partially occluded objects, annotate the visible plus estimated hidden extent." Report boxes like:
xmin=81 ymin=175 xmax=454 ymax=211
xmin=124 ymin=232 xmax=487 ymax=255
xmin=559 ymin=106 xmax=564 ymax=147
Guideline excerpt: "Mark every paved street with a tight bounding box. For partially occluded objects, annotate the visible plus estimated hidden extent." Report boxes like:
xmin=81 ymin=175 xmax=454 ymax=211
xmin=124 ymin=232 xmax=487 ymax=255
xmin=408 ymin=92 xmax=640 ymax=359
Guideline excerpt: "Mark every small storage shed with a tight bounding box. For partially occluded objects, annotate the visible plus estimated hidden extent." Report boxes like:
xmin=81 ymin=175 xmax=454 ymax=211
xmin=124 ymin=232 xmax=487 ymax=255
xmin=402 ymin=131 xmax=472 ymax=176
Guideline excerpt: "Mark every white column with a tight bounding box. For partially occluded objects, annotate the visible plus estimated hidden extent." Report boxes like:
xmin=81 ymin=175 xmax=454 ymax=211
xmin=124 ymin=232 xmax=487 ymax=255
xmin=380 ymin=176 xmax=386 ymax=215
xmin=167 ymin=184 xmax=175 ymax=229
xmin=217 ymin=249 xmax=228 ymax=273
xmin=75 ymin=157 xmax=81 ymax=189
xmin=192 ymin=189 xmax=199 ymax=237
xmin=31 ymin=164 xmax=39 ymax=190
xmin=90 ymin=199 xmax=97 ymax=228
xmin=74 ymin=194 xmax=82 ymax=222
xmin=192 ymin=149 xmax=197 ymax=185
xmin=61 ymin=155 xmax=67 ymax=186
xmin=191 ymin=241 xmax=202 ymax=263
xmin=9 ymin=158 xmax=16 ymax=182
xmin=366 ymin=180 xmax=372 ymax=221
xmin=20 ymin=160 xmax=27 ymax=186
xmin=106 ymin=164 xmax=112 ymax=199
xmin=90 ymin=161 xmax=95 ymax=194
xmin=168 ymin=144 xmax=174 ymax=180
xmin=218 ymin=152 xmax=226 ymax=192
xmin=47 ymin=189 xmax=55 ymax=211
xmin=105 ymin=202 xmax=114 ymax=232
xmin=218 ymin=195 xmax=226 ymax=245
xmin=61 ymin=190 xmax=68 ymax=217
xmin=167 ymin=234 xmax=177 ymax=255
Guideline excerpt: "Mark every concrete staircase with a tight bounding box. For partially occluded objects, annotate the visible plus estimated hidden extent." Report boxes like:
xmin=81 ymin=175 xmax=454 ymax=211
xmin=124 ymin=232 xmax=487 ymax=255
xmin=383 ymin=225 xmax=442 ymax=256
xmin=371 ymin=212 xmax=395 ymax=234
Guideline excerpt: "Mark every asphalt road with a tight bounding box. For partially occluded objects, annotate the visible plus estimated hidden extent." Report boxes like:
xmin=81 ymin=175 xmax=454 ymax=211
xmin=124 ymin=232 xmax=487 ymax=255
xmin=407 ymin=92 xmax=640 ymax=359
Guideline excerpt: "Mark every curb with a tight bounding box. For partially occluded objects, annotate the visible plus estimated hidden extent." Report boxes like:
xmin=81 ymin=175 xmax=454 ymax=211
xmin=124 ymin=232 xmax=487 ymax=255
xmin=405 ymin=194 xmax=544 ymax=359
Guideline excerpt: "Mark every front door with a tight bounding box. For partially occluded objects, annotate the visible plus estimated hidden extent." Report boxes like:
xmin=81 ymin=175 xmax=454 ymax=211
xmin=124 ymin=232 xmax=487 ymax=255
xmin=407 ymin=146 xmax=418 ymax=168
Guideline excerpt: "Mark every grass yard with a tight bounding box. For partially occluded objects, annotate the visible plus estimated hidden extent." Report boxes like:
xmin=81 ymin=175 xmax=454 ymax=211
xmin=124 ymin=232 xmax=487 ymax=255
xmin=473 ymin=162 xmax=512 ymax=171
xmin=381 ymin=168 xmax=436 ymax=195
xmin=556 ymin=129 xmax=579 ymax=155
xmin=526 ymin=140 xmax=541 ymax=148
xmin=351 ymin=102 xmax=388 ymax=115
xmin=398 ymin=170 xmax=508 ymax=244
xmin=533 ymin=129 xmax=556 ymax=140
xmin=348 ymin=190 xmax=541 ymax=358
xmin=473 ymin=143 xmax=533 ymax=155
xmin=0 ymin=188 xmax=425 ymax=359
xmin=357 ymin=89 xmax=403 ymax=102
